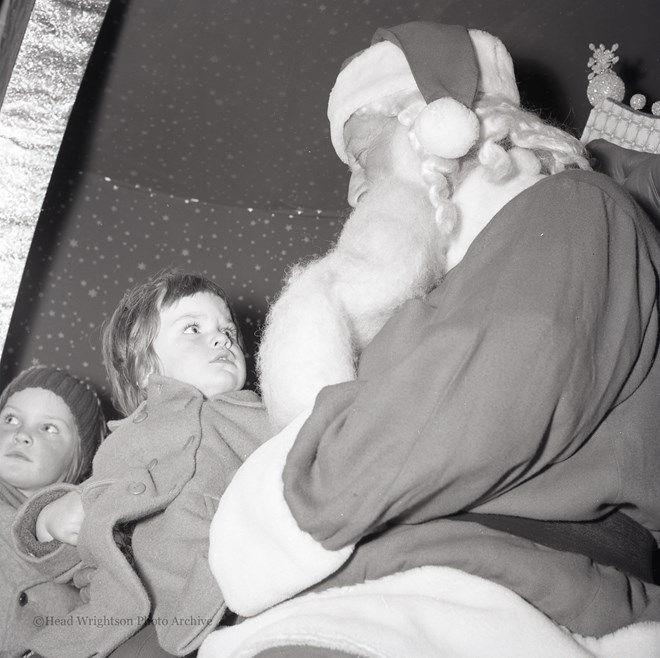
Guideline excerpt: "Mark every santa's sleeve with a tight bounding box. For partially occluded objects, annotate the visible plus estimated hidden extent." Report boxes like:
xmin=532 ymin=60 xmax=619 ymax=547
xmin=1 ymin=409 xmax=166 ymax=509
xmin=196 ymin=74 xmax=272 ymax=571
xmin=209 ymin=173 xmax=660 ymax=616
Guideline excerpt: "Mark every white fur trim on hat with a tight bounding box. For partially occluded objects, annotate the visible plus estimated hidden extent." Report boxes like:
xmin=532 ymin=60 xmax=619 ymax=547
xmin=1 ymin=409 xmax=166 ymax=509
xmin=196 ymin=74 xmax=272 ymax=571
xmin=469 ymin=29 xmax=520 ymax=106
xmin=328 ymin=27 xmax=520 ymax=163
xmin=328 ymin=40 xmax=419 ymax=164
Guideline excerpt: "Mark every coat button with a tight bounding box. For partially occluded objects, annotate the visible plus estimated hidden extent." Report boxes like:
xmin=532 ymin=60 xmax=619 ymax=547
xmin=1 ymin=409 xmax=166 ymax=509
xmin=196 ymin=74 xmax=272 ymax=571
xmin=18 ymin=591 xmax=28 ymax=606
xmin=128 ymin=482 xmax=146 ymax=495
xmin=147 ymin=459 xmax=158 ymax=470
xmin=133 ymin=410 xmax=148 ymax=424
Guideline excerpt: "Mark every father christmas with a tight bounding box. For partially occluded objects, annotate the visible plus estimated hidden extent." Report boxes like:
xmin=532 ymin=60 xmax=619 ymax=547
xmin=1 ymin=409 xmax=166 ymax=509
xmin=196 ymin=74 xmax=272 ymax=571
xmin=210 ymin=20 xmax=660 ymax=650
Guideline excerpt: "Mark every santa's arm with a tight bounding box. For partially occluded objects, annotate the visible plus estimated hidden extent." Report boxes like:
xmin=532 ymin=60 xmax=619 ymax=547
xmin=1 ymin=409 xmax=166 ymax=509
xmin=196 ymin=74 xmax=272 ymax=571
xmin=211 ymin=176 xmax=656 ymax=616
xmin=211 ymin=294 xmax=587 ymax=616
xmin=280 ymin=177 xmax=655 ymax=551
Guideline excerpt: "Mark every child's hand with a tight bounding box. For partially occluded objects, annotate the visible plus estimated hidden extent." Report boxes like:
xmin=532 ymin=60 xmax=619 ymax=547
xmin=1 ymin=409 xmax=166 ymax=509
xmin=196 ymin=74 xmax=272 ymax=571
xmin=73 ymin=565 xmax=96 ymax=603
xmin=36 ymin=490 xmax=85 ymax=545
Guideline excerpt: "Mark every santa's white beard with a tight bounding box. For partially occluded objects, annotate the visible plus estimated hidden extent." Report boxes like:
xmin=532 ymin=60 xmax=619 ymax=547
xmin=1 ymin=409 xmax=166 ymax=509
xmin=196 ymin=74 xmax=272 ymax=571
xmin=257 ymin=182 xmax=446 ymax=430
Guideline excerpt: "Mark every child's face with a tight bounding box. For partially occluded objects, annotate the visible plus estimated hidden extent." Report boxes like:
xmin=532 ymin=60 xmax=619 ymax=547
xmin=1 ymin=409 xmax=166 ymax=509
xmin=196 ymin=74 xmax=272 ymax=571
xmin=0 ymin=388 xmax=78 ymax=496
xmin=152 ymin=291 xmax=247 ymax=398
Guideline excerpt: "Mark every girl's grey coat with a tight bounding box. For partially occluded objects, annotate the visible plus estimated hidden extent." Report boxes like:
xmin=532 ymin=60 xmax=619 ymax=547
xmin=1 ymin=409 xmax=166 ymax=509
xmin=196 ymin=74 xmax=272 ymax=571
xmin=1 ymin=480 xmax=80 ymax=658
xmin=12 ymin=376 xmax=271 ymax=658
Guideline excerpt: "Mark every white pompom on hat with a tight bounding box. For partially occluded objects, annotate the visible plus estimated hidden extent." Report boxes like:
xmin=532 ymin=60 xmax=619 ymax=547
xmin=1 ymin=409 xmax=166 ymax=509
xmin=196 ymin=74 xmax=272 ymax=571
xmin=328 ymin=22 xmax=520 ymax=163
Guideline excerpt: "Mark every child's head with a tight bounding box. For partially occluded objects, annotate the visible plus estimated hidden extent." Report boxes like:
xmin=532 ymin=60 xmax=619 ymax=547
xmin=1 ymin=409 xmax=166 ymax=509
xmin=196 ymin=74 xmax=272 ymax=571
xmin=102 ymin=268 xmax=246 ymax=416
xmin=0 ymin=366 xmax=105 ymax=496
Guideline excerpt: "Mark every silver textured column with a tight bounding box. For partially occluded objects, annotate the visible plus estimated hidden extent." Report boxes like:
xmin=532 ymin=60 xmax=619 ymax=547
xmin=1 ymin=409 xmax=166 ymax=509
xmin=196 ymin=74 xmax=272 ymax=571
xmin=0 ymin=0 xmax=110 ymax=356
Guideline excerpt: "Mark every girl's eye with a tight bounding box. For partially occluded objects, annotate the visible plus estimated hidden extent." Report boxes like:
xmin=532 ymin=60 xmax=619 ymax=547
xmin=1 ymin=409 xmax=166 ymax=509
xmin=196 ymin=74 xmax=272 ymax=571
xmin=42 ymin=423 xmax=59 ymax=434
xmin=2 ymin=414 xmax=18 ymax=425
xmin=183 ymin=323 xmax=201 ymax=334
xmin=223 ymin=326 xmax=236 ymax=336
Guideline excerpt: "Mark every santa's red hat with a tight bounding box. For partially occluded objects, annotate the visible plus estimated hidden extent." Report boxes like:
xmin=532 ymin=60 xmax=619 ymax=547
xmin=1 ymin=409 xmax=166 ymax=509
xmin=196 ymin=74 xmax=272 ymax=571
xmin=328 ymin=22 xmax=520 ymax=163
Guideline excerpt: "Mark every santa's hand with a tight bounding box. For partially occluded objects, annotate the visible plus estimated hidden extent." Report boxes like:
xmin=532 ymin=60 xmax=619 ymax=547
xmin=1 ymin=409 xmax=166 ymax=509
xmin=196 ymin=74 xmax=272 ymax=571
xmin=208 ymin=408 xmax=354 ymax=616
xmin=36 ymin=490 xmax=85 ymax=545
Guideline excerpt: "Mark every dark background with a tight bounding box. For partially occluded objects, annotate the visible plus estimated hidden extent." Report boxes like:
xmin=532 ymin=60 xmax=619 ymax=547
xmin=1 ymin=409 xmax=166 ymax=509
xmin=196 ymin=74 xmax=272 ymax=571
xmin=1 ymin=0 xmax=659 ymax=418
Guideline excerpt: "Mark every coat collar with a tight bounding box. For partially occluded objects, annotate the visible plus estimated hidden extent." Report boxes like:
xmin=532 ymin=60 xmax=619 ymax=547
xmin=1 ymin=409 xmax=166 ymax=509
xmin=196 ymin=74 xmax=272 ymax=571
xmin=0 ymin=478 xmax=27 ymax=509
xmin=107 ymin=376 xmax=262 ymax=432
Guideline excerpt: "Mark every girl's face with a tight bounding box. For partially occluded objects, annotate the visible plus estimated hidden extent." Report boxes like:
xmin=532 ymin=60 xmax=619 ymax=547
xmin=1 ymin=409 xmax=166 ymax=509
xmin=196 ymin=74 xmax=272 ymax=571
xmin=152 ymin=291 xmax=247 ymax=398
xmin=0 ymin=388 xmax=79 ymax=497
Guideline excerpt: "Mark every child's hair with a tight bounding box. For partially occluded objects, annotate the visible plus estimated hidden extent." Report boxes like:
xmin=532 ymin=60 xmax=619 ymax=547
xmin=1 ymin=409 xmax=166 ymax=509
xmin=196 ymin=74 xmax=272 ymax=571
xmin=0 ymin=366 xmax=106 ymax=483
xmin=102 ymin=268 xmax=242 ymax=417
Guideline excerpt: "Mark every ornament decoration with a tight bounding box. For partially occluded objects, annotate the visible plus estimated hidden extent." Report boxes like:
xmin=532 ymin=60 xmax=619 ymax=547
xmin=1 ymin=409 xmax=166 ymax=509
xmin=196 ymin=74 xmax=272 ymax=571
xmin=630 ymin=94 xmax=646 ymax=111
xmin=587 ymin=43 xmax=620 ymax=78
xmin=586 ymin=43 xmax=625 ymax=107
xmin=582 ymin=42 xmax=660 ymax=154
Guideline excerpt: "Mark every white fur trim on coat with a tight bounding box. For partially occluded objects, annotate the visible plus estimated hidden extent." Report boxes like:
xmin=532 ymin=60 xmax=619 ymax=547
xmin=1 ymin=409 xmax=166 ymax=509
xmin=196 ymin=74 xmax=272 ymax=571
xmin=208 ymin=408 xmax=354 ymax=617
xmin=199 ymin=565 xmax=660 ymax=658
